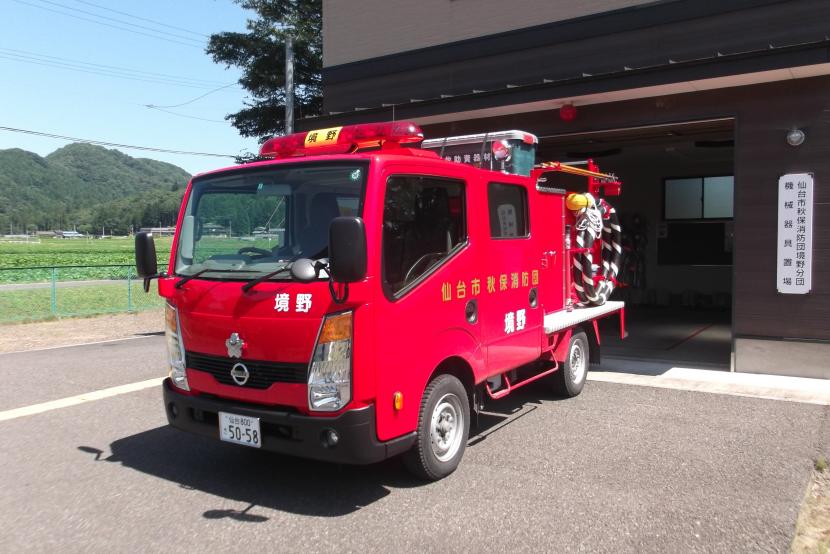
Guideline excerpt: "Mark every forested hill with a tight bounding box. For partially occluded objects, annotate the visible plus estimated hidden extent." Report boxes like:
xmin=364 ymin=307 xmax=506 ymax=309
xmin=0 ymin=143 xmax=192 ymax=235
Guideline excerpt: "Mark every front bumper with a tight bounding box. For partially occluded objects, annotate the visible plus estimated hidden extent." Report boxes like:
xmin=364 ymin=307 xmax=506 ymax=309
xmin=162 ymin=379 xmax=415 ymax=465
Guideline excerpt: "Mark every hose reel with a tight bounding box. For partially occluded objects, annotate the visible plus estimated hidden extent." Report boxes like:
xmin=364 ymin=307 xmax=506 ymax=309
xmin=568 ymin=193 xmax=622 ymax=306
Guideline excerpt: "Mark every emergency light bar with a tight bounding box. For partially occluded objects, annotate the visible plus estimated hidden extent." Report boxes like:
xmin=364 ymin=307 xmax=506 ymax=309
xmin=259 ymin=121 xmax=424 ymax=158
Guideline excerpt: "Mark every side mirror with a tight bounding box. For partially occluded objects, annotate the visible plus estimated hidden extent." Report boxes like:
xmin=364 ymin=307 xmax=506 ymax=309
xmin=290 ymin=258 xmax=317 ymax=283
xmin=135 ymin=232 xmax=159 ymax=292
xmin=329 ymin=216 xmax=367 ymax=283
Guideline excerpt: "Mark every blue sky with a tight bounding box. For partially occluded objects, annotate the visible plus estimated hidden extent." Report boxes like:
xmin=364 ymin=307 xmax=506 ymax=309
xmin=0 ymin=0 xmax=259 ymax=175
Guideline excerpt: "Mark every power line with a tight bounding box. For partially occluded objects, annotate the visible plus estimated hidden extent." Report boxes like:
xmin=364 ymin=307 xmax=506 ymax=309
xmin=72 ymin=0 xmax=209 ymax=38
xmin=0 ymin=53 xmax=228 ymax=90
xmin=12 ymin=0 xmax=203 ymax=48
xmin=145 ymin=106 xmax=226 ymax=123
xmin=0 ymin=125 xmax=236 ymax=158
xmin=0 ymin=47 xmax=228 ymax=86
xmin=0 ymin=51 xmax=234 ymax=90
xmin=146 ymin=83 xmax=240 ymax=108
xmin=32 ymin=0 xmax=204 ymax=44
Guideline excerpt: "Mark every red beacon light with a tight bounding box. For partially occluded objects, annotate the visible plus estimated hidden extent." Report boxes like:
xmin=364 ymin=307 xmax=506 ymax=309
xmin=259 ymin=121 xmax=424 ymax=158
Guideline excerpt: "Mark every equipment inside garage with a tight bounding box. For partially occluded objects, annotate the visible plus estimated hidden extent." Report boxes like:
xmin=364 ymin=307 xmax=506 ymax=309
xmin=538 ymin=119 xmax=735 ymax=368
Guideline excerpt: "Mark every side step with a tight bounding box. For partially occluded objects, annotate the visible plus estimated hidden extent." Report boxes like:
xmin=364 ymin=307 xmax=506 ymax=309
xmin=485 ymin=362 xmax=559 ymax=400
xmin=543 ymin=300 xmax=624 ymax=335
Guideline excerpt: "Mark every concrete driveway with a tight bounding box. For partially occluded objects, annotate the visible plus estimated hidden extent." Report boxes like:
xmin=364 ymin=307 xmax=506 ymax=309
xmin=0 ymin=337 xmax=826 ymax=552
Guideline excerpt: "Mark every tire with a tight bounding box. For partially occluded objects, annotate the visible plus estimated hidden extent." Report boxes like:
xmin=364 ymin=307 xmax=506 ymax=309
xmin=403 ymin=374 xmax=470 ymax=481
xmin=553 ymin=330 xmax=589 ymax=397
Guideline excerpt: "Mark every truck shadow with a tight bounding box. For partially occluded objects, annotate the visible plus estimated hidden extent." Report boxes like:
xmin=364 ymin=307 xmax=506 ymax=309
xmin=76 ymin=382 xmax=564 ymax=521
xmin=469 ymin=381 xmax=566 ymax=446
xmin=78 ymin=427 xmax=416 ymax=521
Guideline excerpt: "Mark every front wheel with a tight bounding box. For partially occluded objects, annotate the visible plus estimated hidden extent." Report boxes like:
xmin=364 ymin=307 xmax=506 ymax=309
xmin=403 ymin=374 xmax=470 ymax=481
xmin=552 ymin=330 xmax=589 ymax=397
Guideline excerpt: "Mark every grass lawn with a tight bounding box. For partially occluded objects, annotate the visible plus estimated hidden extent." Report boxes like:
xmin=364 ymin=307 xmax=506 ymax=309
xmin=0 ymin=236 xmax=171 ymax=322
xmin=0 ymin=281 xmax=163 ymax=323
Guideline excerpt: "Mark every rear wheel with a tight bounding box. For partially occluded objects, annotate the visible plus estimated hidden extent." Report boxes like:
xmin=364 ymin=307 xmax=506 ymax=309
xmin=553 ymin=330 xmax=589 ymax=397
xmin=403 ymin=374 xmax=470 ymax=481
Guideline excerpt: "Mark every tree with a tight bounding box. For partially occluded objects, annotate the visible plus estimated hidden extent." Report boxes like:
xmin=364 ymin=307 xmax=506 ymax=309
xmin=207 ymin=0 xmax=322 ymax=141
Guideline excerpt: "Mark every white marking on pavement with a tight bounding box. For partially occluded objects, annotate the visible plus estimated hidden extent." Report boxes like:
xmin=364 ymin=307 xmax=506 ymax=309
xmin=0 ymin=334 xmax=161 ymax=356
xmin=0 ymin=378 xmax=164 ymax=422
xmin=589 ymin=359 xmax=830 ymax=405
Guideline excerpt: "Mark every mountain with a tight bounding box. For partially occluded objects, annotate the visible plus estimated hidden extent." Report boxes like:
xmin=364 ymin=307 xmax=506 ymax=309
xmin=47 ymin=143 xmax=189 ymax=201
xmin=0 ymin=143 xmax=191 ymax=234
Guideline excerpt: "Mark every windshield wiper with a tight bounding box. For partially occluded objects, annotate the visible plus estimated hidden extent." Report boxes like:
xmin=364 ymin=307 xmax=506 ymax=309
xmin=175 ymin=268 xmax=258 ymax=289
xmin=241 ymin=265 xmax=293 ymax=293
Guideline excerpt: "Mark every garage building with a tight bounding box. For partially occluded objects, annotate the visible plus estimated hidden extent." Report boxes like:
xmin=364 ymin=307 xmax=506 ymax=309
xmin=300 ymin=0 xmax=830 ymax=378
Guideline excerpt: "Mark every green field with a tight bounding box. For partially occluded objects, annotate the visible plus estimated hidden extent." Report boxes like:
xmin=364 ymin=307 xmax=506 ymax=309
xmin=0 ymin=236 xmax=285 ymax=322
xmin=0 ymin=281 xmax=163 ymax=323
xmin=0 ymin=236 xmax=174 ymax=283
xmin=0 ymin=237 xmax=171 ymax=321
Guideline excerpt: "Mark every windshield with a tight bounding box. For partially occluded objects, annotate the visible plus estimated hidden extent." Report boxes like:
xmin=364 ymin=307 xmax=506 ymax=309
xmin=175 ymin=163 xmax=366 ymax=278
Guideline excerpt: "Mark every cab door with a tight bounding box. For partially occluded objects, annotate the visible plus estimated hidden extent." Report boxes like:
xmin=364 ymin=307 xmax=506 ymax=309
xmin=371 ymin=169 xmax=483 ymax=441
xmin=477 ymin=180 xmax=542 ymax=374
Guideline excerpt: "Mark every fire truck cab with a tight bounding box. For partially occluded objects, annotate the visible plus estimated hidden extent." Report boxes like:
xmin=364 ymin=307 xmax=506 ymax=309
xmin=135 ymin=121 xmax=625 ymax=480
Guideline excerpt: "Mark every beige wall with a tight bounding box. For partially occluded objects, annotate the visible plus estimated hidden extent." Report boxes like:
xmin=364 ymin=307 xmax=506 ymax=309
xmin=323 ymin=0 xmax=656 ymax=67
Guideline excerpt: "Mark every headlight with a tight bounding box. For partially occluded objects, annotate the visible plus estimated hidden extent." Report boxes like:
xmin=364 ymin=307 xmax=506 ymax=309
xmin=308 ymin=311 xmax=352 ymax=411
xmin=165 ymin=303 xmax=189 ymax=391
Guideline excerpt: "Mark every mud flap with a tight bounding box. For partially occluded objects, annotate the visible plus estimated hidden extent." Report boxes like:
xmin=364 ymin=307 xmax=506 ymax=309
xmin=583 ymin=322 xmax=601 ymax=365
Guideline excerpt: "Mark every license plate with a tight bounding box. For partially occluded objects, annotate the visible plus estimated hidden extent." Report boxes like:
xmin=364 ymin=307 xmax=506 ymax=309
xmin=219 ymin=412 xmax=261 ymax=448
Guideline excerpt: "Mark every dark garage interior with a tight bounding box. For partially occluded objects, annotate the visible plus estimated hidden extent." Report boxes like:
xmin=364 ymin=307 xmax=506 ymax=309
xmin=537 ymin=119 xmax=736 ymax=368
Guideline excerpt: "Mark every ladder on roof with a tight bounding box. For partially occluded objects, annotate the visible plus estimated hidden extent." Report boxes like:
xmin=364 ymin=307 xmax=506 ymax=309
xmin=532 ymin=159 xmax=622 ymax=197
xmin=535 ymin=160 xmax=618 ymax=182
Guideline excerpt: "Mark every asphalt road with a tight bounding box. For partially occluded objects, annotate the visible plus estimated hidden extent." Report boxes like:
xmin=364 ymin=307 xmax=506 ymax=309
xmin=0 ymin=335 xmax=165 ymax=410
xmin=0 ymin=338 xmax=827 ymax=553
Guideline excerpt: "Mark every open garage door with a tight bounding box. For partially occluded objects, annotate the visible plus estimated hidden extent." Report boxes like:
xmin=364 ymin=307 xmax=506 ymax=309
xmin=538 ymin=119 xmax=735 ymax=369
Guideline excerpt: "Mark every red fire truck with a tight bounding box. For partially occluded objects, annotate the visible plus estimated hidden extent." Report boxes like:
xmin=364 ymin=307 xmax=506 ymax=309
xmin=135 ymin=121 xmax=625 ymax=480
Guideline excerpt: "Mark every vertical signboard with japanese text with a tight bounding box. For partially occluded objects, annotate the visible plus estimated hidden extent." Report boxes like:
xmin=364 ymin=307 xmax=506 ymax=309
xmin=777 ymin=173 xmax=813 ymax=294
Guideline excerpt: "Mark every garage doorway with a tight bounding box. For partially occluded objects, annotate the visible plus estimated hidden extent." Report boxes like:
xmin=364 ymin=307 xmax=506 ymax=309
xmin=538 ymin=119 xmax=735 ymax=368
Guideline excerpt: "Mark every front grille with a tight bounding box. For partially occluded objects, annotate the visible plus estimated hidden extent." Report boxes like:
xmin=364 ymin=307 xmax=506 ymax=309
xmin=186 ymin=351 xmax=307 ymax=389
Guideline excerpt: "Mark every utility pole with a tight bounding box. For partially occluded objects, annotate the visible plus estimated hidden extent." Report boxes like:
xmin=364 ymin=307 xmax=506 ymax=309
xmin=284 ymin=28 xmax=294 ymax=135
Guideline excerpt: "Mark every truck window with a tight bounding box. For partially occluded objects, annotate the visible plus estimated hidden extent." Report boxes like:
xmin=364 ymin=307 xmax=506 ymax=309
xmin=488 ymin=182 xmax=529 ymax=238
xmin=383 ymin=176 xmax=466 ymax=296
xmin=175 ymin=164 xmax=366 ymax=278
